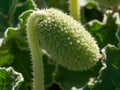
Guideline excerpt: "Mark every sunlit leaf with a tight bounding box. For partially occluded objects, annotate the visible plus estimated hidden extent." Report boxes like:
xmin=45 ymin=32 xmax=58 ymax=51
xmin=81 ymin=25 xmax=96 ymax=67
xmin=0 ymin=67 xmax=24 ymax=90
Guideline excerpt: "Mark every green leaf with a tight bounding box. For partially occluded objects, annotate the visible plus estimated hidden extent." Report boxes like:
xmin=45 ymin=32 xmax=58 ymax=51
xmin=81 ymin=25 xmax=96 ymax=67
xmin=0 ymin=0 xmax=36 ymax=37
xmin=83 ymin=5 xmax=103 ymax=22
xmin=85 ymin=11 xmax=119 ymax=48
xmin=0 ymin=67 xmax=24 ymax=90
xmin=53 ymin=61 xmax=102 ymax=90
xmin=33 ymin=0 xmax=47 ymax=8
xmin=106 ymin=45 xmax=120 ymax=69
xmin=116 ymin=27 xmax=120 ymax=47
xmin=0 ymin=1 xmax=36 ymax=89
xmin=2 ymin=10 xmax=34 ymax=90
xmin=43 ymin=55 xmax=56 ymax=88
xmin=12 ymin=0 xmax=36 ymax=27
xmin=0 ymin=46 xmax=14 ymax=67
xmin=47 ymin=0 xmax=69 ymax=13
xmin=83 ymin=45 xmax=120 ymax=90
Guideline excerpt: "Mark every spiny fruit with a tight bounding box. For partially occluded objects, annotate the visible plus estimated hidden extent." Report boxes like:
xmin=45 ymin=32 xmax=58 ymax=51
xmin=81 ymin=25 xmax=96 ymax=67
xmin=94 ymin=0 xmax=120 ymax=7
xmin=34 ymin=8 xmax=99 ymax=71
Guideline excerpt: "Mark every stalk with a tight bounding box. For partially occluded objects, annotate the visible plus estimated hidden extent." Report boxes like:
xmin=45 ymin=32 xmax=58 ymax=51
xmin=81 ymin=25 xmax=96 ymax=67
xmin=26 ymin=11 xmax=45 ymax=90
xmin=69 ymin=0 xmax=80 ymax=21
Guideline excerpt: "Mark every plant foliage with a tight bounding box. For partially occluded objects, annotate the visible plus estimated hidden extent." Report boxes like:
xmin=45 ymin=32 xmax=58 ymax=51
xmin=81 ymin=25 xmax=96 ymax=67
xmin=0 ymin=0 xmax=120 ymax=90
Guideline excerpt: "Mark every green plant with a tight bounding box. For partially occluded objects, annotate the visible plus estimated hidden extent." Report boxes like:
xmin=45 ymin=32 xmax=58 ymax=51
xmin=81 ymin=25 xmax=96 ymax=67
xmin=0 ymin=0 xmax=120 ymax=90
xmin=26 ymin=8 xmax=99 ymax=90
xmin=94 ymin=0 xmax=120 ymax=7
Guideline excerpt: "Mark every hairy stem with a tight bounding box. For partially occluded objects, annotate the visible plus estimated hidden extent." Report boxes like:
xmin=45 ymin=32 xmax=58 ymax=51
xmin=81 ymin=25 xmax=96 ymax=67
xmin=26 ymin=11 xmax=45 ymax=90
xmin=69 ymin=0 xmax=80 ymax=21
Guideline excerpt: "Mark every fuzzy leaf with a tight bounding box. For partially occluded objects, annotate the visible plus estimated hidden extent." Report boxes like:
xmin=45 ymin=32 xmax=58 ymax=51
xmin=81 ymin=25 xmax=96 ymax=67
xmin=83 ymin=45 xmax=120 ymax=90
xmin=0 ymin=0 xmax=36 ymax=37
xmin=54 ymin=61 xmax=102 ymax=90
xmin=0 ymin=46 xmax=14 ymax=67
xmin=0 ymin=67 xmax=24 ymax=90
xmin=2 ymin=10 xmax=34 ymax=90
xmin=85 ymin=11 xmax=119 ymax=48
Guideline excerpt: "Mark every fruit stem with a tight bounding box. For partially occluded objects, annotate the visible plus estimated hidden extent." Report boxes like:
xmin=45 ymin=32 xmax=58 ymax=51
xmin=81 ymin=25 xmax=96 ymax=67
xmin=26 ymin=11 xmax=44 ymax=90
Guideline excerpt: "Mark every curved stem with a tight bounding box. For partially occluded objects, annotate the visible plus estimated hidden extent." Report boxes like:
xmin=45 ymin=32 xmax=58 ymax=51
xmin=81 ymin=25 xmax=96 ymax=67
xmin=69 ymin=0 xmax=80 ymax=21
xmin=26 ymin=11 xmax=45 ymax=90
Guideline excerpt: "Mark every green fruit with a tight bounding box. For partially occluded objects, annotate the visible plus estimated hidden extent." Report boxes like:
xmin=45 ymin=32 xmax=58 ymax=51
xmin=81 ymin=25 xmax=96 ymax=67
xmin=35 ymin=8 xmax=99 ymax=71
xmin=94 ymin=0 xmax=120 ymax=7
